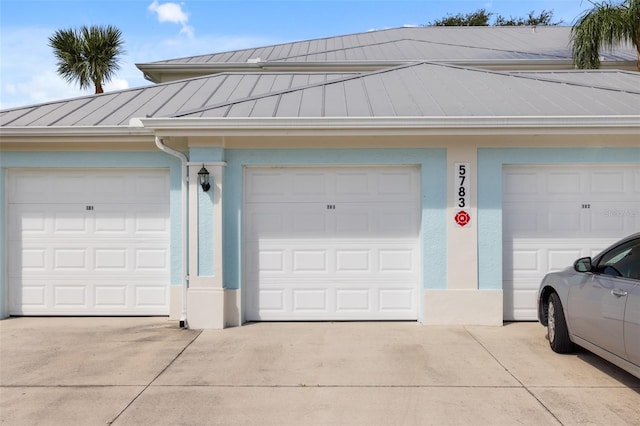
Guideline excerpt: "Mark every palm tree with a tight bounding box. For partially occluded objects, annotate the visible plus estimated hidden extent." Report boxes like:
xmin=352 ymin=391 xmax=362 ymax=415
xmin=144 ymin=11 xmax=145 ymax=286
xmin=571 ymin=0 xmax=640 ymax=71
xmin=49 ymin=25 xmax=125 ymax=94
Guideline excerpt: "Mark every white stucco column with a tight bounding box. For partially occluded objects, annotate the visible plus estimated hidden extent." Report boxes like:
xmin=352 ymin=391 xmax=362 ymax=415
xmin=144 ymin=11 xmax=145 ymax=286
xmin=423 ymin=143 xmax=502 ymax=325
xmin=446 ymin=144 xmax=478 ymax=290
xmin=186 ymin=162 xmax=226 ymax=329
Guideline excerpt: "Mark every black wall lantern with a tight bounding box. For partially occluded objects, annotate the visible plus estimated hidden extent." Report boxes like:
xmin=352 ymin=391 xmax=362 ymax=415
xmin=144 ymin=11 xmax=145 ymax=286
xmin=198 ymin=165 xmax=211 ymax=192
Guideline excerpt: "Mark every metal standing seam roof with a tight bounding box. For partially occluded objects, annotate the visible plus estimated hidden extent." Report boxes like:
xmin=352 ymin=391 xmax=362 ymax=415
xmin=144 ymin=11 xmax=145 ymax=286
xmin=141 ymin=26 xmax=636 ymax=66
xmin=2 ymin=63 xmax=639 ymax=129
xmin=508 ymin=70 xmax=640 ymax=93
xmin=170 ymin=63 xmax=640 ymax=119
xmin=0 ymin=72 xmax=358 ymax=127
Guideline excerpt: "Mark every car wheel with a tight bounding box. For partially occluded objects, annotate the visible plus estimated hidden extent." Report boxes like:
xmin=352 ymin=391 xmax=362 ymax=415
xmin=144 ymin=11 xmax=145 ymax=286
xmin=547 ymin=292 xmax=574 ymax=353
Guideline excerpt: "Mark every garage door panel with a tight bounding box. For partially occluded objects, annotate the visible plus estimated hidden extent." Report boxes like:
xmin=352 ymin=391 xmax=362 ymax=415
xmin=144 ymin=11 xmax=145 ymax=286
xmin=10 ymin=203 xmax=169 ymax=239
xmin=547 ymin=248 xmax=583 ymax=271
xmin=379 ymin=288 xmax=415 ymax=311
xmin=9 ymin=170 xmax=169 ymax=205
xmin=9 ymin=175 xmax=87 ymax=204
xmin=12 ymin=278 xmax=168 ymax=314
xmin=336 ymin=250 xmax=370 ymax=272
xmin=54 ymin=248 xmax=89 ymax=270
xmin=336 ymin=202 xmax=419 ymax=236
xmin=247 ymin=203 xmax=419 ymax=239
xmin=246 ymin=167 xmax=419 ymax=204
xmin=256 ymin=289 xmax=285 ymax=312
xmin=11 ymin=242 xmax=169 ymax=276
xmin=245 ymin=172 xmax=288 ymax=201
xmin=546 ymin=171 xmax=583 ymax=196
xmin=292 ymin=249 xmax=328 ymax=272
xmin=135 ymin=285 xmax=169 ymax=307
xmin=591 ymin=171 xmax=626 ymax=194
xmin=96 ymin=204 xmax=169 ymax=236
xmin=293 ymin=289 xmax=329 ymax=311
xmin=248 ymin=240 xmax=416 ymax=276
xmin=502 ymin=204 xmax=539 ymax=233
xmin=547 ymin=209 xmax=582 ymax=233
xmin=95 ymin=285 xmax=128 ymax=306
xmin=248 ymin=280 xmax=417 ymax=321
xmin=379 ymin=249 xmax=415 ymax=271
xmin=591 ymin=204 xmax=633 ymax=233
xmin=9 ymin=205 xmax=86 ymax=238
xmin=245 ymin=204 xmax=329 ymax=238
xmin=503 ymin=171 xmax=539 ymax=197
xmin=503 ymin=280 xmax=538 ymax=320
xmin=503 ymin=165 xmax=639 ymax=321
xmin=504 ymin=204 xmax=636 ymax=238
xmin=92 ymin=174 xmax=169 ymax=204
xmin=8 ymin=169 xmax=170 ymax=316
xmin=293 ymin=208 xmax=329 ymax=234
xmin=292 ymin=172 xmax=328 ymax=196
xmin=336 ymin=289 xmax=370 ymax=310
xmin=245 ymin=166 xmax=420 ymax=321
xmin=94 ymin=171 xmax=169 ymax=204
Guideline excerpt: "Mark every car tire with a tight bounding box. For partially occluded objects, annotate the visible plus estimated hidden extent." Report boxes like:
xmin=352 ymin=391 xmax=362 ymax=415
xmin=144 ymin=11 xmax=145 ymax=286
xmin=547 ymin=292 xmax=574 ymax=353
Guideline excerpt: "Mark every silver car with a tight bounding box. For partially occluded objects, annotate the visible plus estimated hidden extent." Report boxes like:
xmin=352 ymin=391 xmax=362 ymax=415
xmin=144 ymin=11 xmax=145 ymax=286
xmin=538 ymin=232 xmax=640 ymax=379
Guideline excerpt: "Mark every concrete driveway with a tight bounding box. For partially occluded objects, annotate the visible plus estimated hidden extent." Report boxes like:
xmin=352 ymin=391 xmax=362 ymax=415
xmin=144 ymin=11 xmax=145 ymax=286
xmin=1 ymin=318 xmax=639 ymax=425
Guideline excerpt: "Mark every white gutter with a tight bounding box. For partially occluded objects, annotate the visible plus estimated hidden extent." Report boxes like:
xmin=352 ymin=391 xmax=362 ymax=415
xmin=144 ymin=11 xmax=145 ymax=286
xmin=0 ymin=125 xmax=152 ymax=137
xmin=141 ymin=116 xmax=640 ymax=136
xmin=154 ymin=136 xmax=189 ymax=329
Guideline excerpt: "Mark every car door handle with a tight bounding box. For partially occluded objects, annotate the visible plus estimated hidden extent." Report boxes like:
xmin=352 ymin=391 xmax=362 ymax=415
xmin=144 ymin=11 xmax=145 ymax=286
xmin=611 ymin=289 xmax=628 ymax=297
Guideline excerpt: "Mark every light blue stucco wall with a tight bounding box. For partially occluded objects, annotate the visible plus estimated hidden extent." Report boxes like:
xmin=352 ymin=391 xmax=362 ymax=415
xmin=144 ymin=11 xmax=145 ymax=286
xmin=0 ymin=151 xmax=183 ymax=318
xmin=478 ymin=147 xmax=640 ymax=292
xmin=221 ymin=148 xmax=448 ymax=293
xmin=190 ymin=147 xmax=225 ymax=277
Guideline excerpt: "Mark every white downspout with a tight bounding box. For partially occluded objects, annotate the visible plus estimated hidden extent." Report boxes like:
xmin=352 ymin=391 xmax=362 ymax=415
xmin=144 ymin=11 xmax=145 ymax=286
xmin=155 ymin=136 xmax=189 ymax=328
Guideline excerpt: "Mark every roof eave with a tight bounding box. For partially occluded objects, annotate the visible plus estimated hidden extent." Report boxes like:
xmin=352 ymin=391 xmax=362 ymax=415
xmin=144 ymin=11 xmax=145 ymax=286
xmin=136 ymin=61 xmax=404 ymax=83
xmin=0 ymin=125 xmax=152 ymax=138
xmin=140 ymin=116 xmax=640 ymax=136
xmin=137 ymin=59 xmax=638 ymax=83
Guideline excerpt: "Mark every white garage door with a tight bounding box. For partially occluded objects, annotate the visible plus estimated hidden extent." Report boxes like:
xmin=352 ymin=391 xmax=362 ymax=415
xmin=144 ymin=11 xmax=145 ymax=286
xmin=7 ymin=169 xmax=171 ymax=315
xmin=245 ymin=166 xmax=420 ymax=321
xmin=503 ymin=165 xmax=640 ymax=320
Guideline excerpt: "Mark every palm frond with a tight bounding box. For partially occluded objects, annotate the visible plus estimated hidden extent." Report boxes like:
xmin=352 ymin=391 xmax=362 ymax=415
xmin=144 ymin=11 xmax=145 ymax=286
xmin=572 ymin=0 xmax=640 ymax=69
xmin=48 ymin=25 xmax=125 ymax=93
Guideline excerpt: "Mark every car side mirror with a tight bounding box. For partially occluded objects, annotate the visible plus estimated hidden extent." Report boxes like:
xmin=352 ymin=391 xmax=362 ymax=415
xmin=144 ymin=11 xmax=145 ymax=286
xmin=574 ymin=257 xmax=593 ymax=273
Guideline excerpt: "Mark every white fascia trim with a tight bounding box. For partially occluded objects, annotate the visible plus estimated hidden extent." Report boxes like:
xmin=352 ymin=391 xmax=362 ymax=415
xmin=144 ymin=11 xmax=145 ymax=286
xmin=141 ymin=116 xmax=640 ymax=136
xmin=0 ymin=125 xmax=153 ymax=137
xmin=136 ymin=59 xmax=635 ymax=73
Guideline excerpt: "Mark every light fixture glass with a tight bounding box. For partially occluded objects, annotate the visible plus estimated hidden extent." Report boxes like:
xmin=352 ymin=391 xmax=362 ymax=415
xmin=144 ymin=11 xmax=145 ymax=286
xmin=198 ymin=165 xmax=211 ymax=192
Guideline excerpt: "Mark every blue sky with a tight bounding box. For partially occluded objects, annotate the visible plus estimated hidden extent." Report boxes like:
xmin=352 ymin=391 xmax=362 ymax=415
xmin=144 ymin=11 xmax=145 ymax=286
xmin=0 ymin=0 xmax=592 ymax=109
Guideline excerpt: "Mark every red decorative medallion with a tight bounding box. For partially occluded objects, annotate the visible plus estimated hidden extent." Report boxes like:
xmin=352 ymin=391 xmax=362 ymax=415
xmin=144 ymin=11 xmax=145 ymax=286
xmin=454 ymin=210 xmax=471 ymax=227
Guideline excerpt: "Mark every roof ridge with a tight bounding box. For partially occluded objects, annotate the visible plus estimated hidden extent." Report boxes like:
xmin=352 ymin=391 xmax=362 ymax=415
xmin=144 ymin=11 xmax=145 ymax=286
xmin=141 ymin=27 xmax=409 ymax=65
xmin=142 ymin=26 xmax=574 ymax=66
xmin=424 ymin=62 xmax=640 ymax=95
xmin=505 ymin=70 xmax=640 ymax=95
xmin=170 ymin=69 xmax=389 ymax=117
xmin=171 ymin=62 xmax=489 ymax=117
xmin=271 ymin=37 xmax=571 ymax=63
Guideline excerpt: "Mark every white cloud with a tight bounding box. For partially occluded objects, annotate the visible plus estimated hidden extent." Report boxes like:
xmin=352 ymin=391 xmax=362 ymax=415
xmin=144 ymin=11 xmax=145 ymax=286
xmin=105 ymin=78 xmax=130 ymax=92
xmin=134 ymin=33 xmax=279 ymax=63
xmin=0 ymin=22 xmax=280 ymax=109
xmin=148 ymin=0 xmax=194 ymax=38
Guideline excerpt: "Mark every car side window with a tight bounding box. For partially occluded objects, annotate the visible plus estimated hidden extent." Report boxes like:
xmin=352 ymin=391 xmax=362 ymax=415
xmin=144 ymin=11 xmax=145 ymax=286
xmin=594 ymin=239 xmax=640 ymax=280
